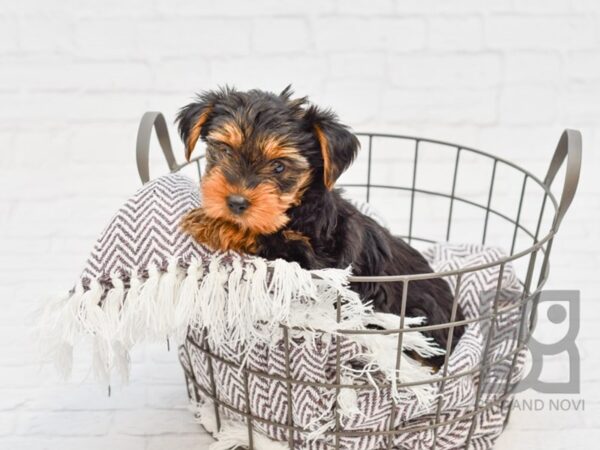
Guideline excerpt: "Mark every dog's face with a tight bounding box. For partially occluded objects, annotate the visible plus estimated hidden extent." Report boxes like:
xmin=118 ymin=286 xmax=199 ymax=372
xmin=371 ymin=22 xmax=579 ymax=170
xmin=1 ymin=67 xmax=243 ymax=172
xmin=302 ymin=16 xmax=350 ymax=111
xmin=177 ymin=87 xmax=359 ymax=247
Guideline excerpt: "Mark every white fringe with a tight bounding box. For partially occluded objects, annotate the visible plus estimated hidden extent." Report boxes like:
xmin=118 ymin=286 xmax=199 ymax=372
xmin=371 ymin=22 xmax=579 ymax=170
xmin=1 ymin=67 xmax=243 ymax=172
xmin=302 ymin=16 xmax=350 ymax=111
xmin=38 ymin=253 xmax=443 ymax=402
xmin=337 ymin=374 xmax=365 ymax=419
xmin=193 ymin=401 xmax=288 ymax=450
xmin=349 ymin=312 xmax=446 ymax=405
xmin=121 ymin=269 xmax=142 ymax=348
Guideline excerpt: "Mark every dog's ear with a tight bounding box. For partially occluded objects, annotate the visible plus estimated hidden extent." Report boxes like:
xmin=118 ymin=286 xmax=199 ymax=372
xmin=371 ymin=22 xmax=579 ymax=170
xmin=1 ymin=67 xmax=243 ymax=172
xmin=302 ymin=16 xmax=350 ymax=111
xmin=176 ymin=89 xmax=228 ymax=161
xmin=304 ymin=105 xmax=360 ymax=190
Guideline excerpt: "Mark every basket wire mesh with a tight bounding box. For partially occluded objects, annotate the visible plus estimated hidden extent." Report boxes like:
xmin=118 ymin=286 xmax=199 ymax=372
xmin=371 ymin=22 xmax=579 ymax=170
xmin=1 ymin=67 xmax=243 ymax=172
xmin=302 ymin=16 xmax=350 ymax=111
xmin=136 ymin=112 xmax=581 ymax=449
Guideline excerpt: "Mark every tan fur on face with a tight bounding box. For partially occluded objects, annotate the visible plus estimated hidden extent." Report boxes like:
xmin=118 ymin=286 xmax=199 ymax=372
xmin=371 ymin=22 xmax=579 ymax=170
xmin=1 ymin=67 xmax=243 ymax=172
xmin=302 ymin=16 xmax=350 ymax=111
xmin=182 ymin=165 xmax=312 ymax=252
xmin=207 ymin=121 xmax=243 ymax=149
xmin=261 ymin=135 xmax=294 ymax=159
xmin=259 ymin=135 xmax=310 ymax=171
xmin=200 ymin=168 xmax=304 ymax=236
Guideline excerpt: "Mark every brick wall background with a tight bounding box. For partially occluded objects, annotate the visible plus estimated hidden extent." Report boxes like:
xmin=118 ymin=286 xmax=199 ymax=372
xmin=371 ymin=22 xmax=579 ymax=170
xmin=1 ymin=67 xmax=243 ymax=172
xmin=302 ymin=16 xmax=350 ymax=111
xmin=1 ymin=1 xmax=599 ymax=448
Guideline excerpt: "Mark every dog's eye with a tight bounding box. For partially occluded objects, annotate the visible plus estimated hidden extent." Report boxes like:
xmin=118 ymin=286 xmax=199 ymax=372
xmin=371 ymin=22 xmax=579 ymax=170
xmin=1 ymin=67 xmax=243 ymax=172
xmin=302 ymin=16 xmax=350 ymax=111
xmin=272 ymin=161 xmax=285 ymax=174
xmin=214 ymin=146 xmax=232 ymax=159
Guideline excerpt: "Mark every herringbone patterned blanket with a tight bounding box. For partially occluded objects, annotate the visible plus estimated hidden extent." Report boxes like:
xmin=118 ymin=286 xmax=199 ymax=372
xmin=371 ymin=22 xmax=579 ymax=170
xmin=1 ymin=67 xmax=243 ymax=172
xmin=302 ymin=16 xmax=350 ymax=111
xmin=39 ymin=173 xmax=527 ymax=450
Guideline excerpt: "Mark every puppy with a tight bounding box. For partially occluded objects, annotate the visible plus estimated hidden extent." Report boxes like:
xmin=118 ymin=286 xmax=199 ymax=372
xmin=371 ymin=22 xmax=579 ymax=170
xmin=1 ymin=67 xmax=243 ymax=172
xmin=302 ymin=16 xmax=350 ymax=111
xmin=177 ymin=87 xmax=464 ymax=367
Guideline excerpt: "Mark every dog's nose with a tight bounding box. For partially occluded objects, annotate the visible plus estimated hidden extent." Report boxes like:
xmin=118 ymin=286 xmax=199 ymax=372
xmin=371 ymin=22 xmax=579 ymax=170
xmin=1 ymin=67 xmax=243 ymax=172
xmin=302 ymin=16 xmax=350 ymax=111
xmin=227 ymin=195 xmax=250 ymax=215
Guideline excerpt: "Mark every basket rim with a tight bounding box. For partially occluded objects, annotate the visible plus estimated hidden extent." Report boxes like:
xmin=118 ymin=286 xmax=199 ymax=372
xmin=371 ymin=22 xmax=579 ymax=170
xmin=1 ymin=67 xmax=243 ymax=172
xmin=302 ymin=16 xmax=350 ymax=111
xmin=136 ymin=114 xmax=578 ymax=284
xmin=181 ymin=132 xmax=560 ymax=283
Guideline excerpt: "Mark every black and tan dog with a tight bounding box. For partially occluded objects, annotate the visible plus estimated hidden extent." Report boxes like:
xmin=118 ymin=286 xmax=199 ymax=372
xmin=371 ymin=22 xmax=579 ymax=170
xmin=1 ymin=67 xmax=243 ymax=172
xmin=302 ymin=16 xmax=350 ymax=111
xmin=177 ymin=86 xmax=464 ymax=367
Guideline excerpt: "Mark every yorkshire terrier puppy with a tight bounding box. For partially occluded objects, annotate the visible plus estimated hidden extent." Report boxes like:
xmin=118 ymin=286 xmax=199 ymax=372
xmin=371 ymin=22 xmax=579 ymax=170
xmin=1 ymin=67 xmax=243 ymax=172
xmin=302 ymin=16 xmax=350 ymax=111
xmin=178 ymin=87 xmax=464 ymax=366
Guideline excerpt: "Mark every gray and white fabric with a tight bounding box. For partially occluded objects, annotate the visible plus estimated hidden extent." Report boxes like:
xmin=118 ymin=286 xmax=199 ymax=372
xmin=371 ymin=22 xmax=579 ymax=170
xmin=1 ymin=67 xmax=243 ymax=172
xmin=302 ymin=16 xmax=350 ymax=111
xmin=39 ymin=173 xmax=527 ymax=450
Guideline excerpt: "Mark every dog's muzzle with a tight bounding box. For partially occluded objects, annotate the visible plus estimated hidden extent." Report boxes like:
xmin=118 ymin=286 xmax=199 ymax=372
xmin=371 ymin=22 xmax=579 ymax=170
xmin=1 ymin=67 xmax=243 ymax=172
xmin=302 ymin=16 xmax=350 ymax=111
xmin=227 ymin=195 xmax=250 ymax=215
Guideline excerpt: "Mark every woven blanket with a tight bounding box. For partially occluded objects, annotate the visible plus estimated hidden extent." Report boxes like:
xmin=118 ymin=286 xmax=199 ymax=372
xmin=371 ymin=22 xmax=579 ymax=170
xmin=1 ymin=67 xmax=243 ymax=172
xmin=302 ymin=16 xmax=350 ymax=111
xmin=38 ymin=173 xmax=527 ymax=450
xmin=180 ymin=244 xmax=527 ymax=450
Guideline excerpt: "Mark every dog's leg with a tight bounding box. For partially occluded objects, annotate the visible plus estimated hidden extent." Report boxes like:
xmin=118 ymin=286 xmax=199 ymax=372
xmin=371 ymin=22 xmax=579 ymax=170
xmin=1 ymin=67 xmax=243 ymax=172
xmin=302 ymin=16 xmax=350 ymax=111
xmin=258 ymin=230 xmax=323 ymax=269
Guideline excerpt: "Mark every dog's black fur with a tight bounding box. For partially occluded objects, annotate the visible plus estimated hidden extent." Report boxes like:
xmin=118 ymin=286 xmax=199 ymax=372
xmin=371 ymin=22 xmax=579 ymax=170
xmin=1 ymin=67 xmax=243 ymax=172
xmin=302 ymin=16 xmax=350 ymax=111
xmin=178 ymin=87 xmax=464 ymax=366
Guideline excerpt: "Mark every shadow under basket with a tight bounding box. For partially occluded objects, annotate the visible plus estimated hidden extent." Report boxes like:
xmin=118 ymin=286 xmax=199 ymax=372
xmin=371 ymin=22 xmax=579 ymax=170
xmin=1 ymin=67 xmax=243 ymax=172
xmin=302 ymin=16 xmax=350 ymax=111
xmin=136 ymin=112 xmax=582 ymax=450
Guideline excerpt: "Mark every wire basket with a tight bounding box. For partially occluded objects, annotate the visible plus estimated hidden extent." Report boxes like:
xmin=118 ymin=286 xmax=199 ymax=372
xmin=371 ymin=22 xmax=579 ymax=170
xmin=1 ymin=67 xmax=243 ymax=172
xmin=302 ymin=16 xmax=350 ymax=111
xmin=136 ymin=112 xmax=581 ymax=450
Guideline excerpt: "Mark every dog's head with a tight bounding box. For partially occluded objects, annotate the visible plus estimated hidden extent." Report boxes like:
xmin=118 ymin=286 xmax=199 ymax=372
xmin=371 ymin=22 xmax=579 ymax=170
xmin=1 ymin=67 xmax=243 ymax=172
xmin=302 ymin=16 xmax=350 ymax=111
xmin=177 ymin=86 xmax=360 ymax=237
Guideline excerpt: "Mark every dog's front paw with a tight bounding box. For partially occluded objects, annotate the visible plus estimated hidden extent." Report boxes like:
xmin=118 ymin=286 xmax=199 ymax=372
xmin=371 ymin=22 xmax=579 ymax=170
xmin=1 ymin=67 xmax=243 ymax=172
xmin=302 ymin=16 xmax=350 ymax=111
xmin=254 ymin=229 xmax=321 ymax=269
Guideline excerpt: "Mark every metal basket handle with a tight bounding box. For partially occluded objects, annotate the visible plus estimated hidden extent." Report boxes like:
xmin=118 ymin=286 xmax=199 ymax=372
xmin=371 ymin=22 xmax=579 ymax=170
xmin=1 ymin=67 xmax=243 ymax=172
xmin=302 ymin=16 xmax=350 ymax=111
xmin=544 ymin=129 xmax=582 ymax=230
xmin=136 ymin=111 xmax=179 ymax=184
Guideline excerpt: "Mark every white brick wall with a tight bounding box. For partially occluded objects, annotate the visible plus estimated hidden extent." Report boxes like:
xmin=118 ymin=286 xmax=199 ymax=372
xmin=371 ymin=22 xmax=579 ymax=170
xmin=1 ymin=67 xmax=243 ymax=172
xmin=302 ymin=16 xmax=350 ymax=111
xmin=1 ymin=1 xmax=599 ymax=448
